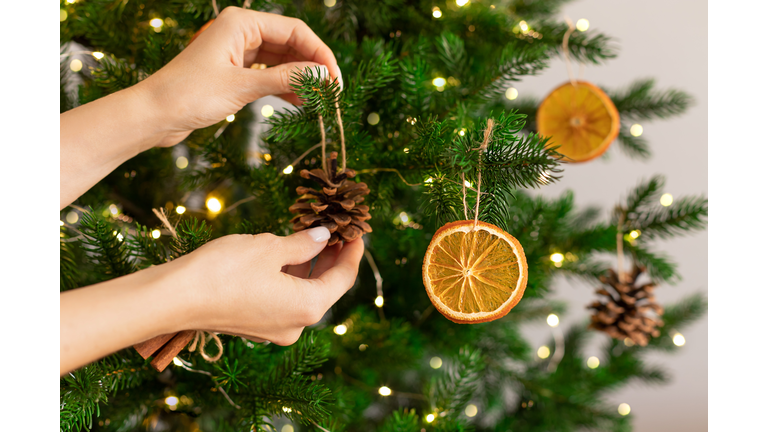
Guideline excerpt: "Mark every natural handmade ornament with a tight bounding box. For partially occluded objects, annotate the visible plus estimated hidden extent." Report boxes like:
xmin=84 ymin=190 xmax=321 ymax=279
xmin=588 ymin=265 xmax=663 ymax=346
xmin=422 ymin=120 xmax=528 ymax=324
xmin=536 ymin=19 xmax=620 ymax=163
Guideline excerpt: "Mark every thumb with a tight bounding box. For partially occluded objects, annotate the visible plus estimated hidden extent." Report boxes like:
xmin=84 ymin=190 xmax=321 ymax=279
xmin=277 ymin=226 xmax=331 ymax=266
xmin=240 ymin=62 xmax=329 ymax=100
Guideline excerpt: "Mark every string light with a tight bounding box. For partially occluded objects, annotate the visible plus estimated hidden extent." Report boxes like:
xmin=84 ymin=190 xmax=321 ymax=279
xmin=550 ymin=253 xmax=564 ymax=263
xmin=519 ymin=20 xmax=529 ymax=32
xmin=60 ymin=9 xmax=68 ymax=22
xmin=432 ymin=77 xmax=446 ymax=87
xmin=150 ymin=18 xmax=164 ymax=31
xmin=176 ymin=156 xmax=189 ymax=169
xmin=505 ymin=87 xmax=519 ymax=100
xmin=151 ymin=229 xmax=161 ymax=239
xmin=672 ymin=332 xmax=686 ymax=346
xmin=464 ymin=179 xmax=472 ymax=187
xmin=324 ymin=0 xmax=337 ymax=7
xmin=70 ymin=59 xmax=83 ymax=72
xmin=547 ymin=314 xmax=559 ymax=327
xmin=359 ymin=344 xmax=368 ymax=351
xmin=432 ymin=7 xmax=442 ymax=18
xmin=172 ymin=357 xmax=183 ymax=366
xmin=109 ymin=204 xmax=119 ymax=215
xmin=426 ymin=413 xmax=436 ymax=423
xmin=629 ymin=230 xmax=641 ymax=239
xmin=283 ymin=165 xmax=294 ymax=175
xmin=576 ymin=18 xmax=590 ymax=32
xmin=458 ymin=128 xmax=466 ymax=136
xmin=60 ymin=220 xmax=65 ymax=226
xmin=165 ymin=396 xmax=178 ymax=407
xmin=282 ymin=425 xmax=294 ymax=432
xmin=333 ymin=324 xmax=347 ymax=335
xmin=660 ymin=193 xmax=673 ymax=206
xmin=367 ymin=112 xmax=380 ymax=125
xmin=206 ymin=197 xmax=222 ymax=213
xmin=263 ymin=154 xmax=272 ymax=161
xmin=261 ymin=105 xmax=274 ymax=117
xmin=66 ymin=211 xmax=79 ymax=224
xmin=425 ymin=177 xmax=434 ymax=183
xmin=465 ymin=404 xmax=478 ymax=417
xmin=116 ymin=233 xmax=124 ymax=241
xmin=618 ymin=403 xmax=631 ymax=416
xmin=282 ymin=406 xmax=292 ymax=413
xmin=226 ymin=114 xmax=235 ymax=122
xmin=537 ymin=346 xmax=551 ymax=359
xmin=430 ymin=356 xmax=443 ymax=369
xmin=92 ymin=51 xmax=104 ymax=59
xmin=630 ymin=124 xmax=643 ymax=137
xmin=65 ymin=0 xmax=76 ymax=4
xmin=374 ymin=295 xmax=384 ymax=307
xmin=587 ymin=356 xmax=600 ymax=369
xmin=378 ymin=386 xmax=392 ymax=396
xmin=175 ymin=205 xmax=186 ymax=214
xmin=456 ymin=0 xmax=469 ymax=5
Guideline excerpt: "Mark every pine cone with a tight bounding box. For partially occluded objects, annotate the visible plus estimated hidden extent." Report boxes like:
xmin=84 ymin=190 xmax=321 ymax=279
xmin=289 ymin=152 xmax=372 ymax=246
xmin=587 ymin=265 xmax=664 ymax=346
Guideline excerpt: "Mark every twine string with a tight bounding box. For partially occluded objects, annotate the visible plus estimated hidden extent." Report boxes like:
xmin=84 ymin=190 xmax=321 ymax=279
xmin=152 ymin=208 xmax=177 ymax=238
xmin=616 ymin=211 xmax=626 ymax=283
xmin=461 ymin=173 xmax=469 ymax=220
xmin=334 ymin=100 xmax=347 ymax=172
xmin=472 ymin=119 xmax=495 ymax=230
xmin=562 ymin=17 xmax=577 ymax=87
xmin=319 ymin=115 xmax=328 ymax=176
xmin=188 ymin=331 xmax=224 ymax=362
xmin=212 ymin=0 xmax=219 ymax=16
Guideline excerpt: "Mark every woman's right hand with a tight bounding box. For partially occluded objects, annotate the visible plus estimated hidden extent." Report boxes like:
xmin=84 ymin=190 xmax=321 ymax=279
xmin=170 ymin=227 xmax=364 ymax=345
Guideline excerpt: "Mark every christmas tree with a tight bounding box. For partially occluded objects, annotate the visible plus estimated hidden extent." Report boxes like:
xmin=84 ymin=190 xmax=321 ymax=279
xmin=60 ymin=1 xmax=707 ymax=431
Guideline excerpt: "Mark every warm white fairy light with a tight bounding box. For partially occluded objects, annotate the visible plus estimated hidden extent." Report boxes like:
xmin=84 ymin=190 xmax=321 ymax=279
xmin=206 ymin=197 xmax=222 ymax=213
xmin=324 ymin=0 xmax=337 ymax=7
xmin=537 ymin=346 xmax=551 ymax=359
xmin=399 ymin=211 xmax=410 ymax=223
xmin=176 ymin=205 xmax=186 ymax=215
xmin=60 ymin=10 xmax=68 ymax=22
xmin=226 ymin=114 xmax=235 ymax=122
xmin=176 ymin=156 xmax=189 ymax=169
xmin=70 ymin=59 xmax=83 ymax=72
xmin=426 ymin=413 xmax=436 ymax=423
xmin=263 ymin=154 xmax=272 ymax=161
xmin=465 ymin=404 xmax=478 ymax=417
xmin=109 ymin=204 xmax=118 ymax=215
xmin=116 ymin=233 xmax=124 ymax=241
xmin=60 ymin=220 xmax=65 ymax=226
xmin=92 ymin=51 xmax=104 ymax=59
xmin=618 ymin=403 xmax=631 ymax=416
xmin=432 ymin=7 xmax=442 ymax=18
xmin=576 ymin=19 xmax=590 ymax=32
xmin=367 ymin=112 xmax=380 ymax=125
xmin=282 ymin=406 xmax=292 ymax=413
xmin=458 ymin=128 xmax=466 ymax=136
xmin=547 ymin=314 xmax=559 ymax=327
xmin=165 ymin=396 xmax=178 ymax=407
xmin=519 ymin=20 xmax=529 ymax=32
xmin=587 ymin=356 xmax=600 ymax=369
xmin=281 ymin=425 xmax=294 ymax=432
xmin=378 ymin=386 xmax=392 ymax=396
xmin=65 ymin=0 xmax=76 ymax=4
xmin=261 ymin=105 xmax=274 ymax=117
xmin=660 ymin=193 xmax=673 ymax=206
xmin=432 ymin=77 xmax=446 ymax=87
xmin=425 ymin=177 xmax=434 ymax=183
xmin=150 ymin=18 xmax=164 ymax=30
xmin=456 ymin=0 xmax=469 ymax=6
xmin=334 ymin=324 xmax=347 ymax=335
xmin=375 ymin=295 xmax=384 ymax=307
xmin=550 ymin=253 xmax=564 ymax=263
xmin=430 ymin=356 xmax=443 ymax=369
xmin=505 ymin=87 xmax=519 ymax=100
xmin=673 ymin=332 xmax=686 ymax=346
xmin=149 ymin=229 xmax=160 ymax=239
xmin=464 ymin=179 xmax=472 ymax=187
xmin=630 ymin=124 xmax=643 ymax=137
xmin=172 ymin=357 xmax=183 ymax=366
xmin=66 ymin=211 xmax=79 ymax=224
xmin=283 ymin=165 xmax=294 ymax=175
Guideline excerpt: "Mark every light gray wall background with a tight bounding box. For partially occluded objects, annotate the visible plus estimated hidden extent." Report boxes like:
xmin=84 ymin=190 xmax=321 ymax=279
xmin=517 ymin=1 xmax=707 ymax=431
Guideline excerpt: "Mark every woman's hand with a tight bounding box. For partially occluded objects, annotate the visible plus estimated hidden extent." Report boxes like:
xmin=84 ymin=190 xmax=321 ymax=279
xmin=138 ymin=7 xmax=342 ymax=148
xmin=174 ymin=227 xmax=363 ymax=346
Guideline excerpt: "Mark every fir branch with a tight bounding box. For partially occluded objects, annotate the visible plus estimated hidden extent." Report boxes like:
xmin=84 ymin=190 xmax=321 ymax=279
xmin=171 ymin=218 xmax=213 ymax=257
xmin=60 ymin=234 xmax=79 ymax=292
xmin=509 ymin=0 xmax=576 ymax=18
xmin=90 ymin=54 xmax=140 ymax=95
xmin=127 ymin=223 xmax=169 ymax=266
xmin=421 ymin=174 xmax=462 ymax=227
xmin=616 ymin=125 xmax=652 ymax=160
xmin=629 ymin=195 xmax=708 ymax=240
xmin=623 ymin=175 xmax=665 ymax=216
xmin=428 ymin=346 xmax=482 ymax=420
xmin=436 ymin=32 xmax=469 ymax=79
xmin=399 ymin=55 xmax=432 ymax=113
xmin=535 ymin=21 xmax=618 ymax=64
xmin=266 ymin=106 xmax=317 ymax=141
xmin=608 ymin=78 xmax=693 ymax=121
xmin=628 ymin=246 xmax=680 ymax=284
xmin=476 ymin=43 xmax=549 ymax=101
xmin=343 ymin=50 xmax=398 ymax=114
xmin=290 ymin=66 xmax=342 ymax=118
xmin=644 ymin=293 xmax=708 ymax=352
xmin=268 ymin=332 xmax=330 ymax=383
xmin=251 ymin=376 xmax=334 ymax=426
xmin=378 ymin=409 xmax=420 ymax=432
xmin=79 ymin=211 xmax=135 ymax=279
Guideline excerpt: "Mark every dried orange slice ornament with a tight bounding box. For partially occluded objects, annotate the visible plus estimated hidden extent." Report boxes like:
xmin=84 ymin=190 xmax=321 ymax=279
xmin=537 ymin=80 xmax=620 ymax=163
xmin=422 ymin=220 xmax=528 ymax=324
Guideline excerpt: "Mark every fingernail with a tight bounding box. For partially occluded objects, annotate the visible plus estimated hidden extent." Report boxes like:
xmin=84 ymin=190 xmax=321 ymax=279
xmin=306 ymin=226 xmax=331 ymax=243
xmin=310 ymin=65 xmax=329 ymax=81
xmin=334 ymin=65 xmax=344 ymax=91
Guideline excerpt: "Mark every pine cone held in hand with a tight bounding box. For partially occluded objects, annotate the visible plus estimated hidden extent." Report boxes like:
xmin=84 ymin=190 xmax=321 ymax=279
xmin=588 ymin=265 xmax=664 ymax=347
xmin=289 ymin=152 xmax=372 ymax=246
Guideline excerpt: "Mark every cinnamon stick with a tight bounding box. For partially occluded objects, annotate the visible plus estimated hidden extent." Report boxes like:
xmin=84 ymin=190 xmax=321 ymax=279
xmin=149 ymin=330 xmax=196 ymax=372
xmin=134 ymin=332 xmax=177 ymax=359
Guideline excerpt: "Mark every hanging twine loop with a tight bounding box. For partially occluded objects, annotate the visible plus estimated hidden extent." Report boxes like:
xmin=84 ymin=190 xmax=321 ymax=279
xmin=562 ymin=17 xmax=578 ymax=87
xmin=152 ymin=208 xmax=224 ymax=363
xmin=472 ymin=119 xmax=495 ymax=230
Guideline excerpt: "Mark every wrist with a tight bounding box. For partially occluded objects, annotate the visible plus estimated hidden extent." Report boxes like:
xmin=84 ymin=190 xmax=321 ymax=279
xmin=130 ymin=76 xmax=186 ymax=151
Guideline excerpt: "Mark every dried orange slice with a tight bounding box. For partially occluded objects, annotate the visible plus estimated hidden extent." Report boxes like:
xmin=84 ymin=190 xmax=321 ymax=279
xmin=422 ymin=220 xmax=528 ymax=324
xmin=537 ymin=80 xmax=620 ymax=163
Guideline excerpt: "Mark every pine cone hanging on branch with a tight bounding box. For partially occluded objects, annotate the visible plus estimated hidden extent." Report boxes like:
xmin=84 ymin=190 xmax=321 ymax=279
xmin=289 ymin=152 xmax=372 ymax=246
xmin=587 ymin=265 xmax=664 ymax=346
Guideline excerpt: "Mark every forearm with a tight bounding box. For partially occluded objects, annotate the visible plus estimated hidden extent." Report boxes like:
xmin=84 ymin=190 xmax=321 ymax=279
xmin=60 ymin=263 xmax=195 ymax=375
xmin=59 ymin=85 xmax=164 ymax=210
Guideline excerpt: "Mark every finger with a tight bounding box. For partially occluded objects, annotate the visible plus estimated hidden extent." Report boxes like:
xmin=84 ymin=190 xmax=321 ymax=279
xmin=225 ymin=332 xmax=268 ymax=344
xmin=277 ymin=226 xmax=331 ymax=266
xmin=247 ymin=50 xmax=302 ymax=67
xmin=310 ymin=243 xmax=342 ymax=279
xmin=237 ymin=61 xmax=327 ymax=100
xmin=311 ymin=238 xmax=365 ymax=306
xmin=236 ymin=10 xmax=341 ymax=83
xmin=283 ymin=261 xmax=311 ymax=279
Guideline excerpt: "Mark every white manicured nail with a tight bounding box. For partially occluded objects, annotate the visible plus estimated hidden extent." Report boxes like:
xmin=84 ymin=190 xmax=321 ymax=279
xmin=306 ymin=226 xmax=331 ymax=242
xmin=334 ymin=65 xmax=344 ymax=91
xmin=310 ymin=65 xmax=329 ymax=80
